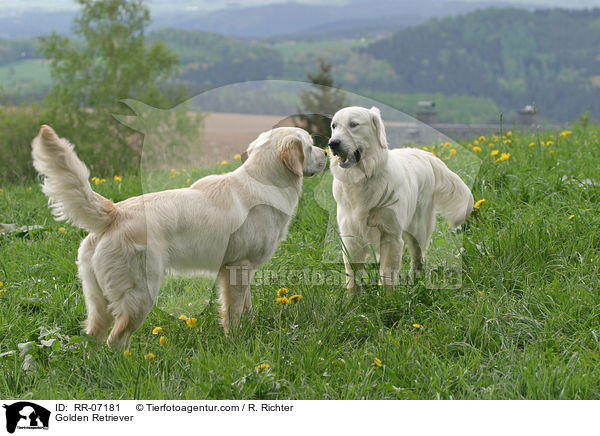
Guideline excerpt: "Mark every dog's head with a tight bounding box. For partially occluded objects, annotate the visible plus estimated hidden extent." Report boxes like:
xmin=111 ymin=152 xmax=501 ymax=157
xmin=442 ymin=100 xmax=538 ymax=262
xmin=244 ymin=127 xmax=327 ymax=179
xmin=328 ymin=106 xmax=388 ymax=171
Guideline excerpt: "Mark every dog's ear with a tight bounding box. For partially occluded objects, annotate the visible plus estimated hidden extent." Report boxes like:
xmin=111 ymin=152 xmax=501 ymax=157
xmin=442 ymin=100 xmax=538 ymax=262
xmin=278 ymin=135 xmax=305 ymax=177
xmin=370 ymin=106 xmax=388 ymax=149
xmin=240 ymin=151 xmax=248 ymax=163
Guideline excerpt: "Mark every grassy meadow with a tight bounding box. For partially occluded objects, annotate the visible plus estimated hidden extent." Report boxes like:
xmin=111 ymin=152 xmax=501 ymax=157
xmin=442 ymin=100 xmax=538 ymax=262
xmin=0 ymin=59 xmax=51 ymax=97
xmin=1 ymin=123 xmax=600 ymax=399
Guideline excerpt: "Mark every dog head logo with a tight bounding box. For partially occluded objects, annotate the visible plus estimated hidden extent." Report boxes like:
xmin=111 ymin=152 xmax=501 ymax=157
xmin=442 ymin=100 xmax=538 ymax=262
xmin=3 ymin=402 xmax=50 ymax=434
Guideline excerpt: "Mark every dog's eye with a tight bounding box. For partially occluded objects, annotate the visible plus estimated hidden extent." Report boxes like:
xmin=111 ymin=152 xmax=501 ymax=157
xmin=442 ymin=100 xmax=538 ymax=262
xmin=349 ymin=121 xmax=358 ymax=128
xmin=331 ymin=123 xmax=337 ymax=129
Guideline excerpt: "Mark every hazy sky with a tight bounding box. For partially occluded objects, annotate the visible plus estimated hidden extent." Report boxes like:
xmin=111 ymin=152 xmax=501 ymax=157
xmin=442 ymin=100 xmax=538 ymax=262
xmin=0 ymin=0 xmax=598 ymax=13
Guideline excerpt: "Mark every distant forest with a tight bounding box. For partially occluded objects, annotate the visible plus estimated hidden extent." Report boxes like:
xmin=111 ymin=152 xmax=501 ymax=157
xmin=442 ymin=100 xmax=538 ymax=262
xmin=364 ymin=8 xmax=600 ymax=122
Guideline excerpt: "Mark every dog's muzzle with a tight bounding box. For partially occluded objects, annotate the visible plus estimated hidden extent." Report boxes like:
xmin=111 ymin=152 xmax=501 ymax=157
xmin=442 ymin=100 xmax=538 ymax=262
xmin=335 ymin=147 xmax=362 ymax=169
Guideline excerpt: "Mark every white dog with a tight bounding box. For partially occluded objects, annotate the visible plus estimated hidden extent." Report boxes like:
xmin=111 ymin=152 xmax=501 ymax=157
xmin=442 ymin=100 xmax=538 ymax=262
xmin=328 ymin=106 xmax=473 ymax=293
xmin=32 ymin=125 xmax=326 ymax=349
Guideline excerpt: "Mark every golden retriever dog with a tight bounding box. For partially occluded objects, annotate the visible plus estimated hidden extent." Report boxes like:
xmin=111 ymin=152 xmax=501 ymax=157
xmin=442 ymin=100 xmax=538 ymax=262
xmin=32 ymin=125 xmax=327 ymax=349
xmin=328 ymin=106 xmax=473 ymax=294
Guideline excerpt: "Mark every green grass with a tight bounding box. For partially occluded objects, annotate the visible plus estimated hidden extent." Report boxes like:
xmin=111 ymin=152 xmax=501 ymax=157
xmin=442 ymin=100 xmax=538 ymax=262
xmin=1 ymin=125 xmax=600 ymax=399
xmin=0 ymin=59 xmax=51 ymax=96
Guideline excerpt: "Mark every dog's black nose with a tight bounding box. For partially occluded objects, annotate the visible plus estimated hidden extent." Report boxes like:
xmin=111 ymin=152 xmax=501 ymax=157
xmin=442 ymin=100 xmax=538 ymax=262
xmin=328 ymin=138 xmax=341 ymax=151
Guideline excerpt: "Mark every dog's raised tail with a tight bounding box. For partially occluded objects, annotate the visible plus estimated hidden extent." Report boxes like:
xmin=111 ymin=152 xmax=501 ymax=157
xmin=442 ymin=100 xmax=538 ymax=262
xmin=428 ymin=153 xmax=474 ymax=229
xmin=32 ymin=125 xmax=117 ymax=233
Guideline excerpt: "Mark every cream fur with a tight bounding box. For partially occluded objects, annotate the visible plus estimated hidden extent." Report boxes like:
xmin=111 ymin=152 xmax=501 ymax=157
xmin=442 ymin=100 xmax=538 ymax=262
xmin=32 ymin=125 xmax=326 ymax=349
xmin=329 ymin=106 xmax=474 ymax=294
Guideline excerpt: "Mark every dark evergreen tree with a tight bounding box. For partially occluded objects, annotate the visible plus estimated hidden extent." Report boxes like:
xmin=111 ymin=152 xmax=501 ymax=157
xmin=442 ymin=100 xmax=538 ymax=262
xmin=295 ymin=58 xmax=347 ymax=147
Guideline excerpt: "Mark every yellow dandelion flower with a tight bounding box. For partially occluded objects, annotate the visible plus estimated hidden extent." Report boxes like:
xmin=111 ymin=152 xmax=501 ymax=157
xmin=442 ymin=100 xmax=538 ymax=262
xmin=529 ymin=142 xmax=535 ymax=147
xmin=152 ymin=326 xmax=162 ymax=335
xmin=491 ymin=150 xmax=500 ymax=156
xmin=473 ymin=140 xmax=480 ymax=146
xmin=124 ymin=350 xmax=131 ymax=357
xmin=506 ymin=131 xmax=512 ymax=136
xmin=559 ymin=130 xmax=572 ymax=138
xmin=184 ymin=358 xmax=190 ymax=364
xmin=170 ymin=169 xmax=179 ymax=175
xmin=186 ymin=317 xmax=197 ymax=327
xmin=495 ymin=152 xmax=511 ymax=163
xmin=541 ymin=141 xmax=545 ymax=146
xmin=159 ymin=336 xmax=167 ymax=346
xmin=58 ymin=227 xmax=67 ymax=234
xmin=547 ymin=140 xmax=554 ymax=146
xmin=289 ymin=294 xmax=302 ymax=303
xmin=324 ymin=148 xmax=330 ymax=154
xmin=0 ymin=281 xmax=2 ymax=286
xmin=100 ymin=178 xmax=106 ymax=184
xmin=234 ymin=154 xmax=242 ymax=159
xmin=27 ymin=187 xmax=32 ymax=191
xmin=472 ymin=146 xmax=482 ymax=152
xmin=113 ymin=175 xmax=122 ymax=182
xmin=477 ymin=291 xmax=483 ymax=296
xmin=221 ymin=160 xmax=228 ymax=165
xmin=0 ymin=289 xmax=6 ymax=295
xmin=275 ymin=297 xmax=291 ymax=304
xmin=549 ymin=149 xmax=555 ymax=155
xmin=144 ymin=352 xmax=155 ymax=360
xmin=479 ymin=135 xmax=487 ymax=142
xmin=412 ymin=323 xmax=423 ymax=329
xmin=374 ymin=358 xmax=382 ymax=367
xmin=473 ymin=198 xmax=486 ymax=211
xmin=256 ymin=363 xmax=271 ymax=371
xmin=422 ymin=146 xmax=429 ymax=151
xmin=449 ymin=148 xmax=457 ymax=155
xmin=277 ymin=287 xmax=288 ymax=297
xmin=91 ymin=176 xmax=100 ymax=184
xmin=492 ymin=135 xmax=499 ymax=142
xmin=178 ymin=314 xmax=188 ymax=320
xmin=568 ymin=215 xmax=575 ymax=220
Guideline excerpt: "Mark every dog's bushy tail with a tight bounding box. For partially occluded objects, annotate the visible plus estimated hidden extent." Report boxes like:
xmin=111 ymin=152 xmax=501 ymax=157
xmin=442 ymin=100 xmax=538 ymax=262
xmin=32 ymin=125 xmax=117 ymax=233
xmin=428 ymin=153 xmax=474 ymax=229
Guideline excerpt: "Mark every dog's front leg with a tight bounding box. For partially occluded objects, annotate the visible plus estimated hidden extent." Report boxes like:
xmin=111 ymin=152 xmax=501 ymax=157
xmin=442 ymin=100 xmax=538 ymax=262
xmin=379 ymin=233 xmax=403 ymax=295
xmin=367 ymin=206 xmax=403 ymax=295
xmin=341 ymin=236 xmax=368 ymax=296
xmin=218 ymin=264 xmax=255 ymax=333
xmin=343 ymin=259 xmax=366 ymax=296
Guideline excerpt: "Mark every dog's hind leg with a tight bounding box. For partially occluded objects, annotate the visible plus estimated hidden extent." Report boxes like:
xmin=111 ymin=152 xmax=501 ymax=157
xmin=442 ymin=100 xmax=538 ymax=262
xmin=78 ymin=236 xmax=113 ymax=343
xmin=106 ymin=277 xmax=160 ymax=351
xmin=107 ymin=295 xmax=154 ymax=351
xmin=102 ymin=248 xmax=164 ymax=351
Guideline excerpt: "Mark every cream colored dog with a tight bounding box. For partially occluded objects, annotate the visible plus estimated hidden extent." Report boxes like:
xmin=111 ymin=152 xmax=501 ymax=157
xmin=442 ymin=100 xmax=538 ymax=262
xmin=328 ymin=106 xmax=473 ymax=293
xmin=32 ymin=125 xmax=326 ymax=349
